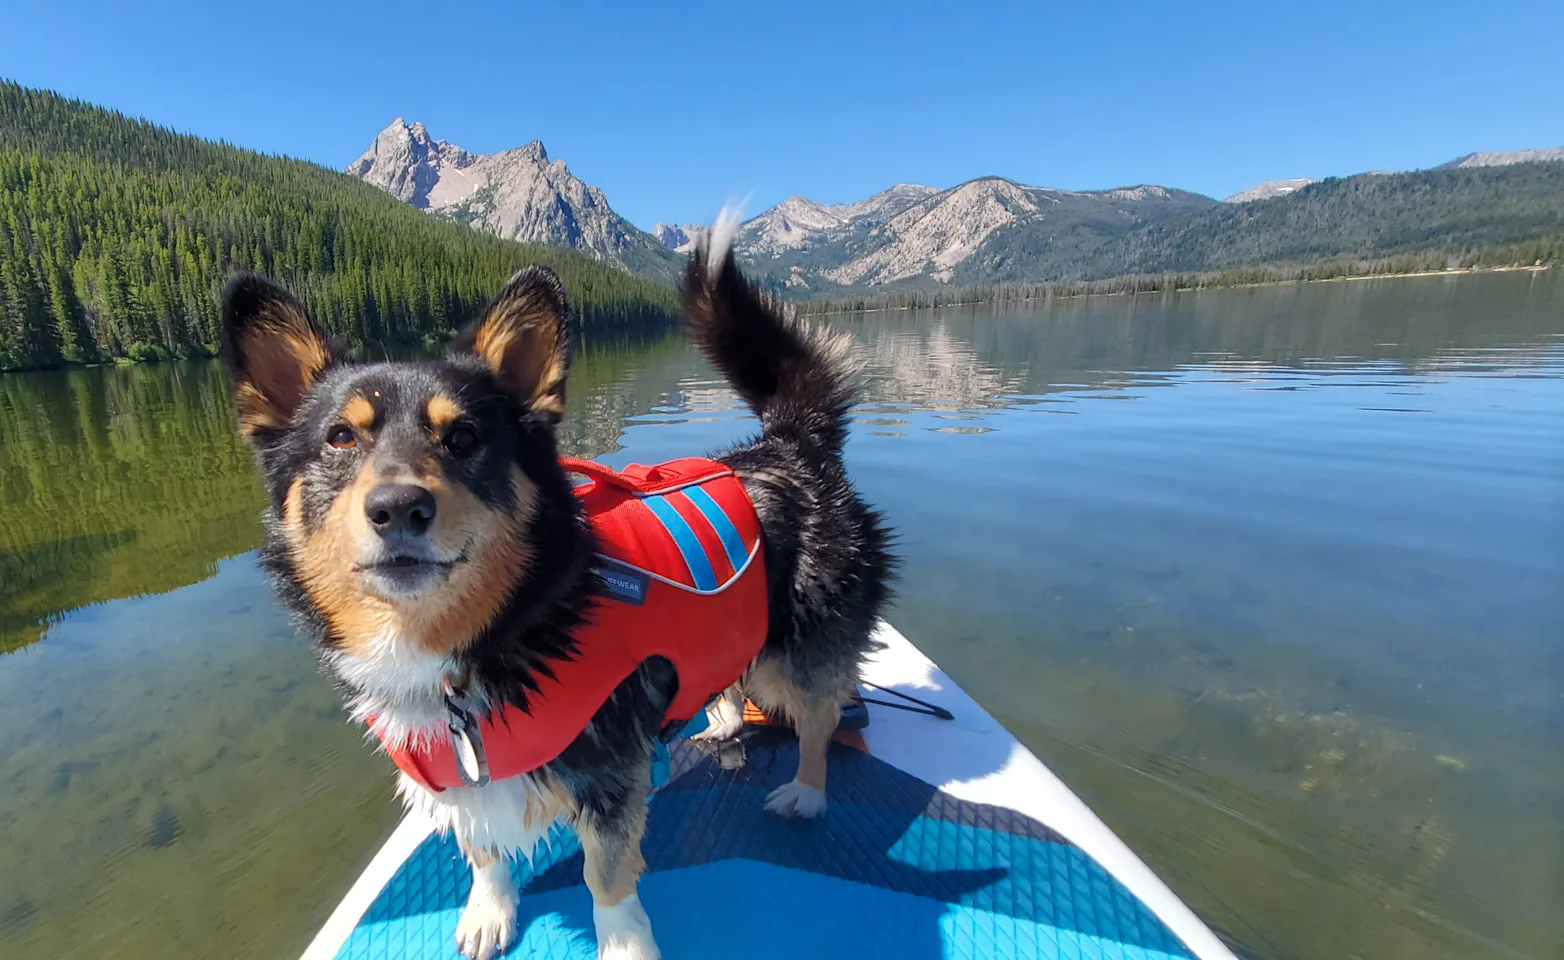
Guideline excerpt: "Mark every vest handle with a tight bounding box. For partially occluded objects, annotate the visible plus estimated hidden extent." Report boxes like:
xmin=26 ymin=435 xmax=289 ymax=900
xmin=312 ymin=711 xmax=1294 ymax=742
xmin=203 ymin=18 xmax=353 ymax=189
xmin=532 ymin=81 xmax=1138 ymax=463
xmin=560 ymin=456 xmax=732 ymax=496
xmin=560 ymin=456 xmax=654 ymax=496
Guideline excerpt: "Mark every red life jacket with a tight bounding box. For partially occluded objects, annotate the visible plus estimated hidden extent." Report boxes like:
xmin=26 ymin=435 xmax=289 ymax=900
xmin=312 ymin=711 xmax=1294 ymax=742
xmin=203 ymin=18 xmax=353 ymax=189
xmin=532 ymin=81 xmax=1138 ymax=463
xmin=381 ymin=456 xmax=768 ymax=792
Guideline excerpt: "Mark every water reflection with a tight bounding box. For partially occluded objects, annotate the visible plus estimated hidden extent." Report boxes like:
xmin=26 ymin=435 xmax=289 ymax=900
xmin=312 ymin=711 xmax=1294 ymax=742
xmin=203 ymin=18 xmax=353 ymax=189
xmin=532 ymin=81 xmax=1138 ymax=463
xmin=1 ymin=271 xmax=1560 ymax=960
xmin=0 ymin=362 xmax=266 ymax=653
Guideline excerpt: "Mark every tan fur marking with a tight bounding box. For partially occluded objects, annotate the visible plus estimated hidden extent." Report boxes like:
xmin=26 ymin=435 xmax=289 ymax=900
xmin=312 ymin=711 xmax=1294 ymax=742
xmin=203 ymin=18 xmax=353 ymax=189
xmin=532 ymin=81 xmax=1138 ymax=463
xmin=275 ymin=323 xmax=330 ymax=376
xmin=284 ymin=459 xmax=538 ymax=658
xmin=792 ymin=705 xmax=837 ymax=793
xmin=399 ymin=464 xmax=537 ymax=655
xmin=282 ymin=477 xmax=308 ymax=541
xmin=579 ymin=814 xmax=647 ymax=907
xmin=285 ymin=458 xmax=391 ymax=659
xmin=472 ymin=290 xmax=567 ymax=417
xmin=426 ymin=393 xmax=462 ymax=432
xmin=235 ymin=381 xmax=282 ymax=435
xmin=465 ymin=846 xmax=497 ymax=869
xmin=745 ymin=659 xmax=853 ymax=795
xmin=340 ymin=395 xmax=375 ymax=433
xmin=527 ymin=774 xmax=573 ymax=831
xmin=234 ymin=310 xmax=330 ymax=435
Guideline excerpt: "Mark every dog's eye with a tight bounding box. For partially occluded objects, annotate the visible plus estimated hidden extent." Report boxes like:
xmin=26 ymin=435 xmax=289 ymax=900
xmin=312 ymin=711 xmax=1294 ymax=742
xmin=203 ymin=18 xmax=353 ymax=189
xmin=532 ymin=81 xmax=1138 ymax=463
xmin=445 ymin=424 xmax=479 ymax=454
xmin=327 ymin=425 xmax=357 ymax=449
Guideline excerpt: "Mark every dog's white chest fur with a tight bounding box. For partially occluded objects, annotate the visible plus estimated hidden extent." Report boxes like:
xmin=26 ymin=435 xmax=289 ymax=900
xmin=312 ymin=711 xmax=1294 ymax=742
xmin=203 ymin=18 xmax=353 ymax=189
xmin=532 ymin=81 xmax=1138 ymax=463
xmin=329 ymin=628 xmax=564 ymax=860
xmin=327 ymin=627 xmax=452 ymax=750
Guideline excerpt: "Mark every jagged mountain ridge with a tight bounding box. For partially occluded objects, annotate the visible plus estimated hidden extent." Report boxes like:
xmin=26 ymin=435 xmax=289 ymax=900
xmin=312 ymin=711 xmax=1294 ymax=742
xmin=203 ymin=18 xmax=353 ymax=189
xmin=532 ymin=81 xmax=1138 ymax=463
xmin=734 ymin=184 xmax=940 ymax=256
xmin=680 ymin=147 xmax=1564 ymax=292
xmin=702 ymin=177 xmax=1217 ymax=291
xmin=348 ymin=119 xmax=678 ymax=281
xmin=351 ymin=120 xmax=1564 ymax=294
xmin=651 ymin=223 xmax=700 ymax=253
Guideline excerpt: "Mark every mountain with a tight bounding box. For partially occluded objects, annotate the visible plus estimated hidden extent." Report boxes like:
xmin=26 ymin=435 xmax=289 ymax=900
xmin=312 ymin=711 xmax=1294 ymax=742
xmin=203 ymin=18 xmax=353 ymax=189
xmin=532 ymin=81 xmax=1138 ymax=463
xmin=1225 ymin=178 xmax=1315 ymax=203
xmin=729 ymin=151 xmax=1564 ymax=294
xmin=0 ymin=82 xmax=678 ymax=372
xmin=348 ymin=119 xmax=680 ymax=282
xmin=1439 ymin=147 xmax=1564 ymax=169
xmin=735 ymin=184 xmax=939 ymax=257
xmin=652 ymin=223 xmax=700 ymax=253
xmin=1062 ymin=162 xmax=1564 ymax=280
xmin=732 ymin=179 xmax=1217 ymax=292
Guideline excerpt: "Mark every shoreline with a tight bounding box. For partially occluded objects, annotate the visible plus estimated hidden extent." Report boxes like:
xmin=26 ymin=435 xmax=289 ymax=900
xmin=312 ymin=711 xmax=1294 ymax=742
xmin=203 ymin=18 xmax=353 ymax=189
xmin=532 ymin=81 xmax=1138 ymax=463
xmin=803 ymin=263 xmax=1553 ymax=317
xmin=1 ymin=265 xmax=1553 ymax=373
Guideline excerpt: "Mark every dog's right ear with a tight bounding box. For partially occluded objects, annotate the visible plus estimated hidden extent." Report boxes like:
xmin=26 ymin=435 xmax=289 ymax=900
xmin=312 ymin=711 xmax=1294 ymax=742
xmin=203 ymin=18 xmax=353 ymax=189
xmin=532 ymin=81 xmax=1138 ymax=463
xmin=453 ymin=265 xmax=571 ymax=423
xmin=220 ymin=273 xmax=334 ymax=440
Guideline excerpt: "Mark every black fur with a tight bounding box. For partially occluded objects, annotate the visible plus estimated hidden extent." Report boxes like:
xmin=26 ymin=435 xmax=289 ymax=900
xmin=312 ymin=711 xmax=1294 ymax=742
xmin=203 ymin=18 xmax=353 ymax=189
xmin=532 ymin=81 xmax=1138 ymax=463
xmin=221 ymin=269 xmax=666 ymax=798
xmin=222 ymin=251 xmax=894 ymax=908
xmin=684 ymin=244 xmax=897 ymax=704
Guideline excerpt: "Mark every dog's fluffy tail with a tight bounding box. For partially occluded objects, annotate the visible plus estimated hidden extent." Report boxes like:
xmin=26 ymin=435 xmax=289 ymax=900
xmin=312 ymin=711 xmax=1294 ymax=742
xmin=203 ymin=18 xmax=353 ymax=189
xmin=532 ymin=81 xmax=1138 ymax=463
xmin=683 ymin=210 xmax=859 ymax=452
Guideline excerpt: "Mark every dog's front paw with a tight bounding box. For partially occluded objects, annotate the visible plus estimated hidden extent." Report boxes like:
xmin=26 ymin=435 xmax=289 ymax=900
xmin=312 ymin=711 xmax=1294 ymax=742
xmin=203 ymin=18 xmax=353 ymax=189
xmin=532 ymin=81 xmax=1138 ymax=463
xmin=764 ymin=780 xmax=828 ymax=818
xmin=593 ymin=895 xmax=660 ymax=960
xmin=455 ymin=876 xmax=518 ymax=960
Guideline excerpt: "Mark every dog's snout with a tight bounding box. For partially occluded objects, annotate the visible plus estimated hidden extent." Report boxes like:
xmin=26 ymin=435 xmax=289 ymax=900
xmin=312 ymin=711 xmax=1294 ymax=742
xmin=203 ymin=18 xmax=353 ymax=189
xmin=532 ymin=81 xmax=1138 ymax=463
xmin=365 ymin=484 xmax=436 ymax=537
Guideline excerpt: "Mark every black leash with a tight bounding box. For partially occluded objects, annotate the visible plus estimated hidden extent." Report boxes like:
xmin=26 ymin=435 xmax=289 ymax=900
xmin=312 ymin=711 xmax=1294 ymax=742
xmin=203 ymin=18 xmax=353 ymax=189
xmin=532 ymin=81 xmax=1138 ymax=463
xmin=853 ymin=681 xmax=954 ymax=720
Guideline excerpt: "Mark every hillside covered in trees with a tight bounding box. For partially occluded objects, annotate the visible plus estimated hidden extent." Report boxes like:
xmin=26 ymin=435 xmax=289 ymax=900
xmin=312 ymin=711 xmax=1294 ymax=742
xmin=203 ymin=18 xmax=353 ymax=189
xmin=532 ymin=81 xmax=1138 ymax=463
xmin=1064 ymin=163 xmax=1564 ymax=281
xmin=905 ymin=163 xmax=1564 ymax=291
xmin=794 ymin=163 xmax=1564 ymax=310
xmin=739 ymin=161 xmax=1563 ymax=299
xmin=0 ymin=81 xmax=679 ymax=372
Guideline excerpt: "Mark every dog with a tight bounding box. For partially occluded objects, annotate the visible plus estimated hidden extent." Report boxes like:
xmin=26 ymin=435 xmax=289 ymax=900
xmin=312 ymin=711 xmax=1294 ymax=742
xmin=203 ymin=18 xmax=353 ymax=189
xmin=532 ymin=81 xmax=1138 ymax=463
xmin=218 ymin=226 xmax=895 ymax=960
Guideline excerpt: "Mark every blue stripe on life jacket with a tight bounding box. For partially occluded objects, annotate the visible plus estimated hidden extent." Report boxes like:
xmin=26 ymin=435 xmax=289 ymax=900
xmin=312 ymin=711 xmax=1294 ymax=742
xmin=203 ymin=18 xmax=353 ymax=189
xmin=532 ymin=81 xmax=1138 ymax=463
xmin=682 ymin=485 xmax=750 ymax=574
xmin=641 ymin=494 xmax=719 ymax=591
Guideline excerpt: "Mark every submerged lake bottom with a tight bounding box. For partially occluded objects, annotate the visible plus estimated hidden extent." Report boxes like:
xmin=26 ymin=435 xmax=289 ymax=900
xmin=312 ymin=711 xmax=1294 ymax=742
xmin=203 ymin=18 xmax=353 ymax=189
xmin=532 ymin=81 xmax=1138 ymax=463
xmin=1 ymin=270 xmax=1560 ymax=960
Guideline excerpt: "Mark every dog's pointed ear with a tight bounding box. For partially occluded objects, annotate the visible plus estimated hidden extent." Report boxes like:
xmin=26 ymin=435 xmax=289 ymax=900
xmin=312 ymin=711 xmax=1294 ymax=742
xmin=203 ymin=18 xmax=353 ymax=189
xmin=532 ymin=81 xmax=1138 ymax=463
xmin=455 ymin=265 xmax=570 ymax=422
xmin=220 ymin=273 xmax=334 ymax=440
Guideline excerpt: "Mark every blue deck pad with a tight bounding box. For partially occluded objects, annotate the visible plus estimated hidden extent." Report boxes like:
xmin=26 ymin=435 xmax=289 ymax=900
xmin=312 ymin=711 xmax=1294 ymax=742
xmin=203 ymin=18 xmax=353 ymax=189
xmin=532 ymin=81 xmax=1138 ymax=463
xmin=336 ymin=735 xmax=1194 ymax=960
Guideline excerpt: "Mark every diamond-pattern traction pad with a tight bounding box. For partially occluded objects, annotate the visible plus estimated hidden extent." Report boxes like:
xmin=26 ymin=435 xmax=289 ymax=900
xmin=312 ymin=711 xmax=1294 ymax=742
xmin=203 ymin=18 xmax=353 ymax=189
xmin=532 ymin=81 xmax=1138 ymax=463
xmin=337 ymin=732 xmax=1194 ymax=960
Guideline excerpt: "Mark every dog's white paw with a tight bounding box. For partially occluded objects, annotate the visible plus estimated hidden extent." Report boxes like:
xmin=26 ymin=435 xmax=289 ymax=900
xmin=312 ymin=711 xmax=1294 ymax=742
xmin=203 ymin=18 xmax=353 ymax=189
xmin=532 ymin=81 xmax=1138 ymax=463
xmin=594 ymin=895 xmax=660 ymax=960
xmin=691 ymin=697 xmax=744 ymax=742
xmin=764 ymin=780 xmax=828 ymax=818
xmin=455 ymin=869 xmax=518 ymax=960
xmin=690 ymin=717 xmax=743 ymax=742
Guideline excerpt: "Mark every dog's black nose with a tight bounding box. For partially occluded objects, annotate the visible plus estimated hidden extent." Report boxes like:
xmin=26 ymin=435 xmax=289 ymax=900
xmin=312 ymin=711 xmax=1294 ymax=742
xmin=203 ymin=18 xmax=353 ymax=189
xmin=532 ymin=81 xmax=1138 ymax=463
xmin=364 ymin=484 xmax=436 ymax=537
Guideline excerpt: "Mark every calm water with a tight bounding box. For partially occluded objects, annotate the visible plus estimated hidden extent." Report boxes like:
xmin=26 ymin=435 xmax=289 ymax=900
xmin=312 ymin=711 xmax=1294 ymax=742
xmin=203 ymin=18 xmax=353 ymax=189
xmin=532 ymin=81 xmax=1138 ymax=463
xmin=2 ymin=272 xmax=1561 ymax=960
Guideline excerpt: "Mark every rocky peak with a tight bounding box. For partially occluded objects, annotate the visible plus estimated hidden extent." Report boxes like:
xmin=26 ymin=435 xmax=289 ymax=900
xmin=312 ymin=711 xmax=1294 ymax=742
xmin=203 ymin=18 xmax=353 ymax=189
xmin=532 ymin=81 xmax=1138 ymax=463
xmin=652 ymin=223 xmax=702 ymax=253
xmin=503 ymin=140 xmax=549 ymax=164
xmin=348 ymin=120 xmax=676 ymax=280
xmin=346 ymin=118 xmax=478 ymax=207
xmin=1224 ymin=178 xmax=1315 ymax=203
xmin=735 ymin=183 xmax=939 ymax=257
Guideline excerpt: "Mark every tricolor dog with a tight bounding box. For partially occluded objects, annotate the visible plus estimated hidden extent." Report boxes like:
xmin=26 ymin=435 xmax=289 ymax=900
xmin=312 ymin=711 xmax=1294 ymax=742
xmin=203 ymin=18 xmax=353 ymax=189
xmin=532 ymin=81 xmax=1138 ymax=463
xmin=219 ymin=227 xmax=895 ymax=960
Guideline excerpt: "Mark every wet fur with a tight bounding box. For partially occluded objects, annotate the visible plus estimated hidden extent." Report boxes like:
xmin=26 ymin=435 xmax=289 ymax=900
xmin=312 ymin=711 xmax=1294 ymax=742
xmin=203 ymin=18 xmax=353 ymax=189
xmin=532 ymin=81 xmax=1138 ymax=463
xmin=221 ymin=245 xmax=893 ymax=959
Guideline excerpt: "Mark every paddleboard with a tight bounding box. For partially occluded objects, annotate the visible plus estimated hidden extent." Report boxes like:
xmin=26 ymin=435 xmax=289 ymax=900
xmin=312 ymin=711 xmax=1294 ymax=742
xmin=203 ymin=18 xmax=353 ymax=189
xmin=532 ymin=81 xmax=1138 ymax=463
xmin=301 ymin=622 xmax=1238 ymax=960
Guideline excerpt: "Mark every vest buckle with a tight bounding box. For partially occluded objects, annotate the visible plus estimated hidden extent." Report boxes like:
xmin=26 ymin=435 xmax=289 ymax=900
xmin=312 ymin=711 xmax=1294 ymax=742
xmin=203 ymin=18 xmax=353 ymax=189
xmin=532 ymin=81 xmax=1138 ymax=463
xmin=443 ymin=684 xmax=491 ymax=788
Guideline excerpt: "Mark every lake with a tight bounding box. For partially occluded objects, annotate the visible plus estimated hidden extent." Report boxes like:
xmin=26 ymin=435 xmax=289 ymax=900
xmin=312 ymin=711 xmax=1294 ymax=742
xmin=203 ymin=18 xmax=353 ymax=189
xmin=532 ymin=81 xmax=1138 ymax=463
xmin=1 ymin=271 xmax=1560 ymax=960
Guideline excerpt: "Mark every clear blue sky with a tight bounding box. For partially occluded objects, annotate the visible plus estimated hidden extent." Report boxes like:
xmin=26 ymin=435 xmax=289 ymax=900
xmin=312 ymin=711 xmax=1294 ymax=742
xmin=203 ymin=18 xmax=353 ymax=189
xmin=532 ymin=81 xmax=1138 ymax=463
xmin=2 ymin=0 xmax=1559 ymax=230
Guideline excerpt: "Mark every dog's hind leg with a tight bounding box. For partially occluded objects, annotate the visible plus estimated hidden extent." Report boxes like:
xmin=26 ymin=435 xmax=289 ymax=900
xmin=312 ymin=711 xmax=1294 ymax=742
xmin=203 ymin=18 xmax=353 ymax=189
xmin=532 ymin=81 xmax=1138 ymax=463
xmin=763 ymin=693 xmax=837 ymax=818
xmin=454 ymin=845 xmax=518 ymax=960
xmin=747 ymin=658 xmax=840 ymax=819
xmin=576 ymin=773 xmax=659 ymax=960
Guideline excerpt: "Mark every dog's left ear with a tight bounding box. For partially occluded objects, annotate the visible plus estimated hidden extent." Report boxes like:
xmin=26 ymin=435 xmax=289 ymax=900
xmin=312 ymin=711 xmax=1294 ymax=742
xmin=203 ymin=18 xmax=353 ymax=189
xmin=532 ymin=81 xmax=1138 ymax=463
xmin=455 ymin=265 xmax=570 ymax=422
